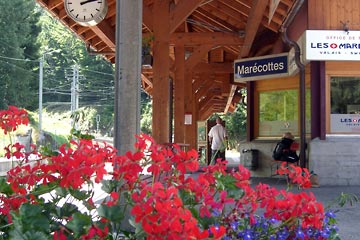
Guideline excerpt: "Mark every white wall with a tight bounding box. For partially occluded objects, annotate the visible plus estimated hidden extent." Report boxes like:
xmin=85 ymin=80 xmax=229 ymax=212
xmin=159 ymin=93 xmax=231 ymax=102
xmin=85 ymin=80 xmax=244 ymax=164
xmin=311 ymin=136 xmax=360 ymax=186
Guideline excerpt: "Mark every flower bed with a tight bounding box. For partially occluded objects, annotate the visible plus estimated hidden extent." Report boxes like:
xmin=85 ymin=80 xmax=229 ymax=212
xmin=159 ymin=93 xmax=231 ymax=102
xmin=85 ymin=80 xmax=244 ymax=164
xmin=0 ymin=106 xmax=339 ymax=239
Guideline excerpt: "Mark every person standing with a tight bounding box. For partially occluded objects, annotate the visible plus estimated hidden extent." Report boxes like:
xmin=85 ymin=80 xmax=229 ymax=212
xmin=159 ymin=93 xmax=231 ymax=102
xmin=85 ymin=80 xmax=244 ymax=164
xmin=208 ymin=117 xmax=228 ymax=164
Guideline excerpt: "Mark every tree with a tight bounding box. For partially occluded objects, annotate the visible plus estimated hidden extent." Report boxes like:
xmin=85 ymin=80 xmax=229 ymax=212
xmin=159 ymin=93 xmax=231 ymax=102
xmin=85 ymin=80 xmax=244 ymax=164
xmin=223 ymin=89 xmax=247 ymax=149
xmin=0 ymin=0 xmax=41 ymax=110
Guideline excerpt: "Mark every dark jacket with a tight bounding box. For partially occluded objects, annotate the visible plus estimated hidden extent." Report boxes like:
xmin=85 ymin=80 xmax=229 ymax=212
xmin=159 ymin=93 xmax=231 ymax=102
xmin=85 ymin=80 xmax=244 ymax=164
xmin=272 ymin=137 xmax=299 ymax=163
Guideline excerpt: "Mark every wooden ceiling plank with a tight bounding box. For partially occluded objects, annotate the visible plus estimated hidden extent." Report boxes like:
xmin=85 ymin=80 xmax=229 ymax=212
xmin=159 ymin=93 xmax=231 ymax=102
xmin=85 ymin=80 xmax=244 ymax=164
xmin=170 ymin=32 xmax=244 ymax=46
xmin=185 ymin=44 xmax=213 ymax=71
xmin=83 ymin=31 xmax=97 ymax=42
xmin=89 ymin=21 xmax=116 ymax=48
xmin=225 ymin=0 xmax=268 ymax=114
xmin=240 ymin=0 xmax=268 ymax=58
xmin=199 ymin=95 xmax=224 ymax=114
xmin=47 ymin=0 xmax=63 ymax=10
xmin=141 ymin=74 xmax=153 ymax=88
xmin=194 ymin=62 xmax=233 ymax=73
xmin=208 ymin=1 xmax=246 ymax=22
xmin=58 ymin=8 xmax=68 ymax=20
xmin=224 ymin=85 xmax=237 ymax=113
xmin=262 ymin=19 xmax=281 ymax=32
xmin=195 ymin=79 xmax=214 ymax=101
xmin=143 ymin=4 xmax=153 ymax=32
xmin=220 ymin=0 xmax=250 ymax=18
xmin=202 ymin=3 xmax=246 ymax=29
xmin=194 ymin=8 xmax=238 ymax=32
xmin=187 ymin=15 xmax=215 ymax=32
xmin=170 ymin=0 xmax=204 ymax=33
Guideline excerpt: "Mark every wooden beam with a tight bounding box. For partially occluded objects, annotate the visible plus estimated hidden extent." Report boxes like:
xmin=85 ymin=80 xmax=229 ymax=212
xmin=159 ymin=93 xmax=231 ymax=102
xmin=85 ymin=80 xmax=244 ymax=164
xmin=89 ymin=21 xmax=116 ymax=48
xmin=208 ymin=0 xmax=247 ymax=23
xmin=141 ymin=74 xmax=153 ymax=88
xmin=193 ymin=75 xmax=211 ymax=93
xmin=47 ymin=0 xmax=62 ymax=10
xmin=193 ymin=62 xmax=233 ymax=73
xmin=174 ymin=45 xmax=186 ymax=143
xmin=195 ymin=79 xmax=214 ymax=101
xmin=223 ymin=0 xmax=268 ymax=115
xmin=224 ymin=85 xmax=237 ymax=113
xmin=185 ymin=44 xmax=213 ymax=71
xmin=143 ymin=4 xmax=153 ymax=32
xmin=170 ymin=32 xmax=244 ymax=46
xmin=240 ymin=0 xmax=268 ymax=58
xmin=199 ymin=95 xmax=225 ymax=114
xmin=194 ymin=8 xmax=239 ymax=32
xmin=152 ymin=0 xmax=171 ymax=144
xmin=170 ymin=0 xmax=203 ymax=33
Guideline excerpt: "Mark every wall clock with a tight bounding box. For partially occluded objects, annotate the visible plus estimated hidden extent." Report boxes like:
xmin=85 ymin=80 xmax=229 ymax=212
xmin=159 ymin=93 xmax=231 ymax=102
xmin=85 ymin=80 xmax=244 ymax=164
xmin=64 ymin=0 xmax=108 ymax=27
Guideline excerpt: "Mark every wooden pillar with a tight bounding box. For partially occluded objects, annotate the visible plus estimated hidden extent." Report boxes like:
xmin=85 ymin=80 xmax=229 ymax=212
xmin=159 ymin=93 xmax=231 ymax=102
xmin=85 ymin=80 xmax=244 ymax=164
xmin=183 ymin=45 xmax=213 ymax=149
xmin=184 ymin=72 xmax=195 ymax=149
xmin=190 ymin=87 xmax=199 ymax=149
xmin=152 ymin=1 xmax=170 ymax=144
xmin=174 ymin=45 xmax=185 ymax=143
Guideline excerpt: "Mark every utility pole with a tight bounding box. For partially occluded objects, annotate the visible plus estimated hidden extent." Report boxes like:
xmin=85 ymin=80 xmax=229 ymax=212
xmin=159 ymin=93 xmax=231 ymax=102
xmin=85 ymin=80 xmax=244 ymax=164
xmin=38 ymin=55 xmax=44 ymax=135
xmin=38 ymin=49 xmax=60 ymax=138
xmin=71 ymin=65 xmax=79 ymax=113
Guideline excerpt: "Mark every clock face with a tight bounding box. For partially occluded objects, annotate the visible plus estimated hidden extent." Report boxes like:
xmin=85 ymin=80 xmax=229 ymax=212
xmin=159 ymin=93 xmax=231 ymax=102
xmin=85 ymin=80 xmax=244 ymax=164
xmin=64 ymin=0 xmax=108 ymax=26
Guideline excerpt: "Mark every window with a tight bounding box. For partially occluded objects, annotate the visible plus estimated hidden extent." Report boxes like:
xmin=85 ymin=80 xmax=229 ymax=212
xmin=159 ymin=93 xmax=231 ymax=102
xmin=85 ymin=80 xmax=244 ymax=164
xmin=330 ymin=77 xmax=360 ymax=133
xmin=259 ymin=90 xmax=298 ymax=137
xmin=258 ymin=89 xmax=311 ymax=137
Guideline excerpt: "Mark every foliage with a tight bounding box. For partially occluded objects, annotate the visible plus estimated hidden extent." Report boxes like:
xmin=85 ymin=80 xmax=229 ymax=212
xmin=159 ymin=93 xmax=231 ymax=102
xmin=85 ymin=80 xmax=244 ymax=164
xmin=259 ymin=90 xmax=298 ymax=122
xmin=37 ymin=10 xmax=116 ymax=132
xmin=209 ymin=89 xmax=247 ymax=150
xmin=0 ymin=106 xmax=340 ymax=239
xmin=0 ymin=0 xmax=41 ymax=110
xmin=224 ymin=101 xmax=247 ymax=149
xmin=140 ymin=93 xmax=152 ymax=135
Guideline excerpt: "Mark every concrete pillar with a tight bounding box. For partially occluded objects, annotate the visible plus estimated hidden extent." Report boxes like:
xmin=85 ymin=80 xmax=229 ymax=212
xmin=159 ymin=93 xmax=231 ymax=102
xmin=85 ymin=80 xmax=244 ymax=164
xmin=114 ymin=0 xmax=142 ymax=154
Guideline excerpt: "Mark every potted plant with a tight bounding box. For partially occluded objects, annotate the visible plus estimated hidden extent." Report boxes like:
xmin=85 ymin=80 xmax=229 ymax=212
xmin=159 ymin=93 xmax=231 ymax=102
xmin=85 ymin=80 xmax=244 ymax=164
xmin=142 ymin=34 xmax=153 ymax=67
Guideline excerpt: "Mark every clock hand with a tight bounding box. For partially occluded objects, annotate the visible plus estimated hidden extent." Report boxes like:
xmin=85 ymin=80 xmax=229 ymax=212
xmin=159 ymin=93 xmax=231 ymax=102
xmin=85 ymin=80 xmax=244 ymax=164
xmin=80 ymin=0 xmax=98 ymax=5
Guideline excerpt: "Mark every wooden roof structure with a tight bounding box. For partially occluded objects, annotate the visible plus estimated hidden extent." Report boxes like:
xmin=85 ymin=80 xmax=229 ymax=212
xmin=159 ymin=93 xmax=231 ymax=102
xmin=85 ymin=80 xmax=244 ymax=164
xmin=36 ymin=0 xmax=296 ymax=119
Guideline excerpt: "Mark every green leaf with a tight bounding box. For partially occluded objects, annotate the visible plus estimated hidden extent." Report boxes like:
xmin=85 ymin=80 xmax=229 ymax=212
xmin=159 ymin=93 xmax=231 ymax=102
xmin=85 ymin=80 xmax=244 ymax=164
xmin=10 ymin=203 xmax=50 ymax=234
xmin=9 ymin=230 xmax=49 ymax=240
xmin=197 ymin=215 xmax=215 ymax=230
xmin=0 ymin=177 xmax=13 ymax=195
xmin=178 ymin=189 xmax=196 ymax=206
xmin=101 ymin=179 xmax=117 ymax=193
xmin=55 ymin=186 xmax=68 ymax=197
xmin=97 ymin=204 xmax=125 ymax=222
xmin=55 ymin=202 xmax=79 ymax=218
xmin=32 ymin=181 xmax=59 ymax=197
xmin=227 ymin=188 xmax=244 ymax=199
xmin=215 ymin=174 xmax=236 ymax=191
xmin=68 ymin=188 xmax=91 ymax=200
xmin=66 ymin=212 xmax=92 ymax=237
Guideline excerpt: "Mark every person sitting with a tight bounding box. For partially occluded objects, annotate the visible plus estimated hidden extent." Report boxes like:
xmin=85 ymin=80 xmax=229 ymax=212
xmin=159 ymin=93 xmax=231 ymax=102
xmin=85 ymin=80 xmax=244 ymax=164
xmin=272 ymin=132 xmax=299 ymax=163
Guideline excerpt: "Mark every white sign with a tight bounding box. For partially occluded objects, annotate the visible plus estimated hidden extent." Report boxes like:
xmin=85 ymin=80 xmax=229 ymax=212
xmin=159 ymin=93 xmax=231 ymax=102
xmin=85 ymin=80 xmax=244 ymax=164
xmin=331 ymin=114 xmax=360 ymax=133
xmin=184 ymin=113 xmax=192 ymax=125
xmin=306 ymin=30 xmax=360 ymax=61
